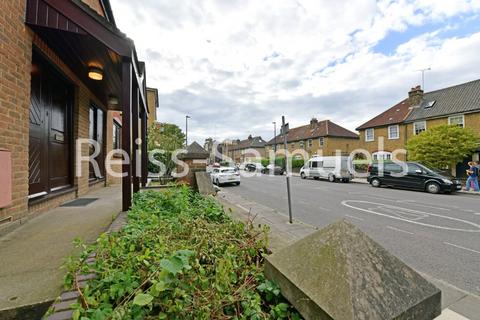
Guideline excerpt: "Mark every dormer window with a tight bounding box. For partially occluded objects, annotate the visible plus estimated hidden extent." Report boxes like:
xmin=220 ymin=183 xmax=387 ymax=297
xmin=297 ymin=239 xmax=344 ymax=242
xmin=424 ymin=100 xmax=436 ymax=109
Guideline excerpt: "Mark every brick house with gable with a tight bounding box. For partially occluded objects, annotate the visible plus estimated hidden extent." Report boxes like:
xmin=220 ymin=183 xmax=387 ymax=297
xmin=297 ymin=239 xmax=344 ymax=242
xmin=357 ymin=80 xmax=480 ymax=176
xmin=265 ymin=118 xmax=359 ymax=158
xmin=0 ymin=0 xmax=151 ymax=227
xmin=228 ymin=135 xmax=267 ymax=163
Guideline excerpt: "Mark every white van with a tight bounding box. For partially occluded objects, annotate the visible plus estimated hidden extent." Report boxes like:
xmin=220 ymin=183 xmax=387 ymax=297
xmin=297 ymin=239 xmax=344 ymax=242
xmin=299 ymin=156 xmax=353 ymax=182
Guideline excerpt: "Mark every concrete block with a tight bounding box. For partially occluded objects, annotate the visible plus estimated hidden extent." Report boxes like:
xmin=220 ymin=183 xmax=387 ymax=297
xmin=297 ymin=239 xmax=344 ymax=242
xmin=265 ymin=220 xmax=441 ymax=320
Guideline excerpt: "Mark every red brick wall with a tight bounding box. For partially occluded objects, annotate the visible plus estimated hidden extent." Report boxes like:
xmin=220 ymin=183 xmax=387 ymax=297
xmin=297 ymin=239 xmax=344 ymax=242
xmin=0 ymin=0 xmax=33 ymax=221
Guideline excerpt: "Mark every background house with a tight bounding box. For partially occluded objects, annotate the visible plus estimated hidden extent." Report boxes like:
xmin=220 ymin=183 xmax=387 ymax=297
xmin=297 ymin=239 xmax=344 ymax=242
xmin=146 ymin=87 xmax=159 ymax=128
xmin=228 ymin=135 xmax=266 ymax=163
xmin=0 ymin=0 xmax=149 ymax=225
xmin=403 ymin=81 xmax=480 ymax=176
xmin=356 ymin=90 xmax=416 ymax=161
xmin=265 ymin=118 xmax=359 ymax=158
xmin=356 ymin=80 xmax=480 ymax=177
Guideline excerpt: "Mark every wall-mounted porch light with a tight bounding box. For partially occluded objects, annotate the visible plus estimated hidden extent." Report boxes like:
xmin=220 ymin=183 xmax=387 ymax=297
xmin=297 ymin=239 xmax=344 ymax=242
xmin=108 ymin=95 xmax=119 ymax=106
xmin=88 ymin=66 xmax=103 ymax=80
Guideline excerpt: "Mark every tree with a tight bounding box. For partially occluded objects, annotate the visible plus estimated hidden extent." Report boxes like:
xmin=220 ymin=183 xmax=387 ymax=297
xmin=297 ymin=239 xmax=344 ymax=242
xmin=406 ymin=124 xmax=479 ymax=170
xmin=147 ymin=123 xmax=185 ymax=175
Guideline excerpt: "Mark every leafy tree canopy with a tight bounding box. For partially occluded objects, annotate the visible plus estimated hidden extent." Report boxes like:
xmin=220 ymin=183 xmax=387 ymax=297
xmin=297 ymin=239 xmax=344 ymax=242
xmin=407 ymin=124 xmax=479 ymax=169
xmin=147 ymin=123 xmax=185 ymax=175
xmin=147 ymin=123 xmax=185 ymax=152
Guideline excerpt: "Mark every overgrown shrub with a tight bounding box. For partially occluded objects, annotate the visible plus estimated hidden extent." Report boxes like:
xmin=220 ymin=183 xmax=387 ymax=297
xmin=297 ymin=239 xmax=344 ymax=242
xmin=261 ymin=158 xmax=304 ymax=168
xmin=64 ymin=187 xmax=301 ymax=319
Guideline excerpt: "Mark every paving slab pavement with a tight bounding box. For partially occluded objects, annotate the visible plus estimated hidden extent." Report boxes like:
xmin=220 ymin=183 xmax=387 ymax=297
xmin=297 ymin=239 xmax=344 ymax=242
xmin=216 ymin=188 xmax=480 ymax=320
xmin=0 ymin=186 xmax=122 ymax=320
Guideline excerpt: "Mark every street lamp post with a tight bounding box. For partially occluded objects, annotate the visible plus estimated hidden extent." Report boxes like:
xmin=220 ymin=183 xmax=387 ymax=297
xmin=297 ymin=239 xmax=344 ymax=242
xmin=273 ymin=121 xmax=277 ymax=153
xmin=185 ymin=115 xmax=191 ymax=146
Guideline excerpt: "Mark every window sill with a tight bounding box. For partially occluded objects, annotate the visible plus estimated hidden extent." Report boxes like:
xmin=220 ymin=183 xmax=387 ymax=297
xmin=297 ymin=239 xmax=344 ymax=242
xmin=89 ymin=178 xmax=106 ymax=187
xmin=28 ymin=186 xmax=77 ymax=206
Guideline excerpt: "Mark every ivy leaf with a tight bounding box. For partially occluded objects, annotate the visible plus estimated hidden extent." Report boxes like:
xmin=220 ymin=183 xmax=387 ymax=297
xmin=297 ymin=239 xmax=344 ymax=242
xmin=133 ymin=293 xmax=153 ymax=306
xmin=160 ymin=257 xmax=184 ymax=275
xmin=72 ymin=309 xmax=80 ymax=320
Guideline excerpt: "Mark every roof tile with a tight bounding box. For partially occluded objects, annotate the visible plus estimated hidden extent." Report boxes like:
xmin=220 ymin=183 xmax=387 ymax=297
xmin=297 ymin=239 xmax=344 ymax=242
xmin=267 ymin=120 xmax=358 ymax=145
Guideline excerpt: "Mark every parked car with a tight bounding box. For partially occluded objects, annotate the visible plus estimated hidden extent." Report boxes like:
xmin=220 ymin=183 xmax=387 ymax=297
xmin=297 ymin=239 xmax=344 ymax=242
xmin=300 ymin=156 xmax=353 ymax=182
xmin=245 ymin=163 xmax=264 ymax=172
xmin=367 ymin=161 xmax=462 ymax=194
xmin=261 ymin=164 xmax=285 ymax=175
xmin=211 ymin=167 xmax=241 ymax=186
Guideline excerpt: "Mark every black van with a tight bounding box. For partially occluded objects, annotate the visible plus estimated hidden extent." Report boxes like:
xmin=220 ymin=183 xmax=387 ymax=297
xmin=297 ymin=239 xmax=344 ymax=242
xmin=367 ymin=161 xmax=462 ymax=194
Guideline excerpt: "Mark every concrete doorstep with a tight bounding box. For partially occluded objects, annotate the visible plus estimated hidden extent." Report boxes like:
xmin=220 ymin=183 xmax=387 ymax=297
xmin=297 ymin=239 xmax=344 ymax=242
xmin=0 ymin=186 xmax=123 ymax=320
xmin=215 ymin=188 xmax=480 ymax=320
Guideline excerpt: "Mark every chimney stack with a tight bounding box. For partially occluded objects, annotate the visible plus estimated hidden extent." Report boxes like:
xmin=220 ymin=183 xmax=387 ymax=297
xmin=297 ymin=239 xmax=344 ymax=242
xmin=408 ymin=85 xmax=424 ymax=107
xmin=310 ymin=117 xmax=318 ymax=128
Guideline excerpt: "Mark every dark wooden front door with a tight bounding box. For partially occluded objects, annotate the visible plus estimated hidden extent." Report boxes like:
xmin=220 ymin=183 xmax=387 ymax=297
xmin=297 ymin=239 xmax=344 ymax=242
xmin=29 ymin=53 xmax=73 ymax=197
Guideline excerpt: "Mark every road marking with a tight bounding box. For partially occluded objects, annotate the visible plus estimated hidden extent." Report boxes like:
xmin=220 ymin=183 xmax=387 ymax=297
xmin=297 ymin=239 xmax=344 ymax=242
xmin=342 ymin=200 xmax=480 ymax=233
xmin=386 ymin=226 xmax=414 ymax=235
xmin=236 ymin=204 xmax=250 ymax=212
xmin=345 ymin=214 xmax=364 ymax=221
xmin=444 ymin=242 xmax=480 ymax=255
xmin=396 ymin=200 xmax=451 ymax=211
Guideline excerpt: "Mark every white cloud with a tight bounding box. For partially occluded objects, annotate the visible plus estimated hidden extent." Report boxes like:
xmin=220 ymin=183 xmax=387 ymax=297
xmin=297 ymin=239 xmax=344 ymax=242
xmin=111 ymin=0 xmax=480 ymax=143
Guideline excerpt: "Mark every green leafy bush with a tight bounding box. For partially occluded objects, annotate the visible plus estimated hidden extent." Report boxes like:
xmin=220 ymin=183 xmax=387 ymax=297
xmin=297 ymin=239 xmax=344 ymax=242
xmin=65 ymin=187 xmax=301 ymax=319
xmin=261 ymin=158 xmax=304 ymax=169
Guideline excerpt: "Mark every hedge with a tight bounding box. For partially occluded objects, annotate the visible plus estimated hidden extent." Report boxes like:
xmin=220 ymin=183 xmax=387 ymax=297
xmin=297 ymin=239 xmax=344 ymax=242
xmin=64 ymin=187 xmax=301 ymax=319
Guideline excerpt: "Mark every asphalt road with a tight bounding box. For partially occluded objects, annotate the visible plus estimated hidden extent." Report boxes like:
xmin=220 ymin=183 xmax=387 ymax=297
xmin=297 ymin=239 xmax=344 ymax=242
xmin=225 ymin=174 xmax=480 ymax=296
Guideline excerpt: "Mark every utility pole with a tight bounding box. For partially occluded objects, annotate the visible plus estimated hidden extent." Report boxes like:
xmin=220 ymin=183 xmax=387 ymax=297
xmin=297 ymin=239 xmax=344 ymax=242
xmin=272 ymin=121 xmax=277 ymax=153
xmin=418 ymin=68 xmax=431 ymax=90
xmin=281 ymin=116 xmax=293 ymax=223
xmin=185 ymin=115 xmax=191 ymax=146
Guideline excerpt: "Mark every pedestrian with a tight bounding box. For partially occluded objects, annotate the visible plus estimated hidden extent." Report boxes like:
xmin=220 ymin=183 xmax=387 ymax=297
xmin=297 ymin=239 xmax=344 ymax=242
xmin=465 ymin=161 xmax=479 ymax=192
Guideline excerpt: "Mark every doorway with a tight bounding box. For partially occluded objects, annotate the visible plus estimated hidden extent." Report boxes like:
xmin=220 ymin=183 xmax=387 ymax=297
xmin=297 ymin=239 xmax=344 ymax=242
xmin=29 ymin=51 xmax=73 ymax=198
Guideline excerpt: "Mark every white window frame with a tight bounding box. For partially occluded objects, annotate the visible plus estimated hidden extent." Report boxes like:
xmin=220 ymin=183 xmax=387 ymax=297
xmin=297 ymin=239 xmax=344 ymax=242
xmin=413 ymin=121 xmax=427 ymax=135
xmin=372 ymin=151 xmax=392 ymax=161
xmin=448 ymin=114 xmax=465 ymax=128
xmin=365 ymin=128 xmax=374 ymax=142
xmin=318 ymin=137 xmax=324 ymax=147
xmin=307 ymin=139 xmax=313 ymax=147
xmin=388 ymin=125 xmax=399 ymax=140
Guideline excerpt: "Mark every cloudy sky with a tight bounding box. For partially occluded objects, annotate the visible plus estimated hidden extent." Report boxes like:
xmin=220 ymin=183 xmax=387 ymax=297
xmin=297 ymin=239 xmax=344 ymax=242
xmin=110 ymin=0 xmax=480 ymax=144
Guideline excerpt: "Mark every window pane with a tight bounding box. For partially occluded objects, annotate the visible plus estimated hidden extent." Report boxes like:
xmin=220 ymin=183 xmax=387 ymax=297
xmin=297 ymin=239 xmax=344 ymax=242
xmin=414 ymin=122 xmax=426 ymax=135
xmin=450 ymin=116 xmax=464 ymax=127
xmin=366 ymin=128 xmax=374 ymax=141
xmin=389 ymin=125 xmax=398 ymax=139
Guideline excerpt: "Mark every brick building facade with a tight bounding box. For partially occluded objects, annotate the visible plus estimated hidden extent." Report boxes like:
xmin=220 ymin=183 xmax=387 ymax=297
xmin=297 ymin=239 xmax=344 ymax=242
xmin=265 ymin=119 xmax=359 ymax=159
xmin=0 ymin=0 xmax=149 ymax=226
xmin=357 ymin=80 xmax=480 ymax=176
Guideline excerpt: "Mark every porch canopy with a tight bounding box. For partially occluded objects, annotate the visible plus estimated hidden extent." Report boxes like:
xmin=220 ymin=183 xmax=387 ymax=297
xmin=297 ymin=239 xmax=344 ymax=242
xmin=26 ymin=0 xmax=149 ymax=211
